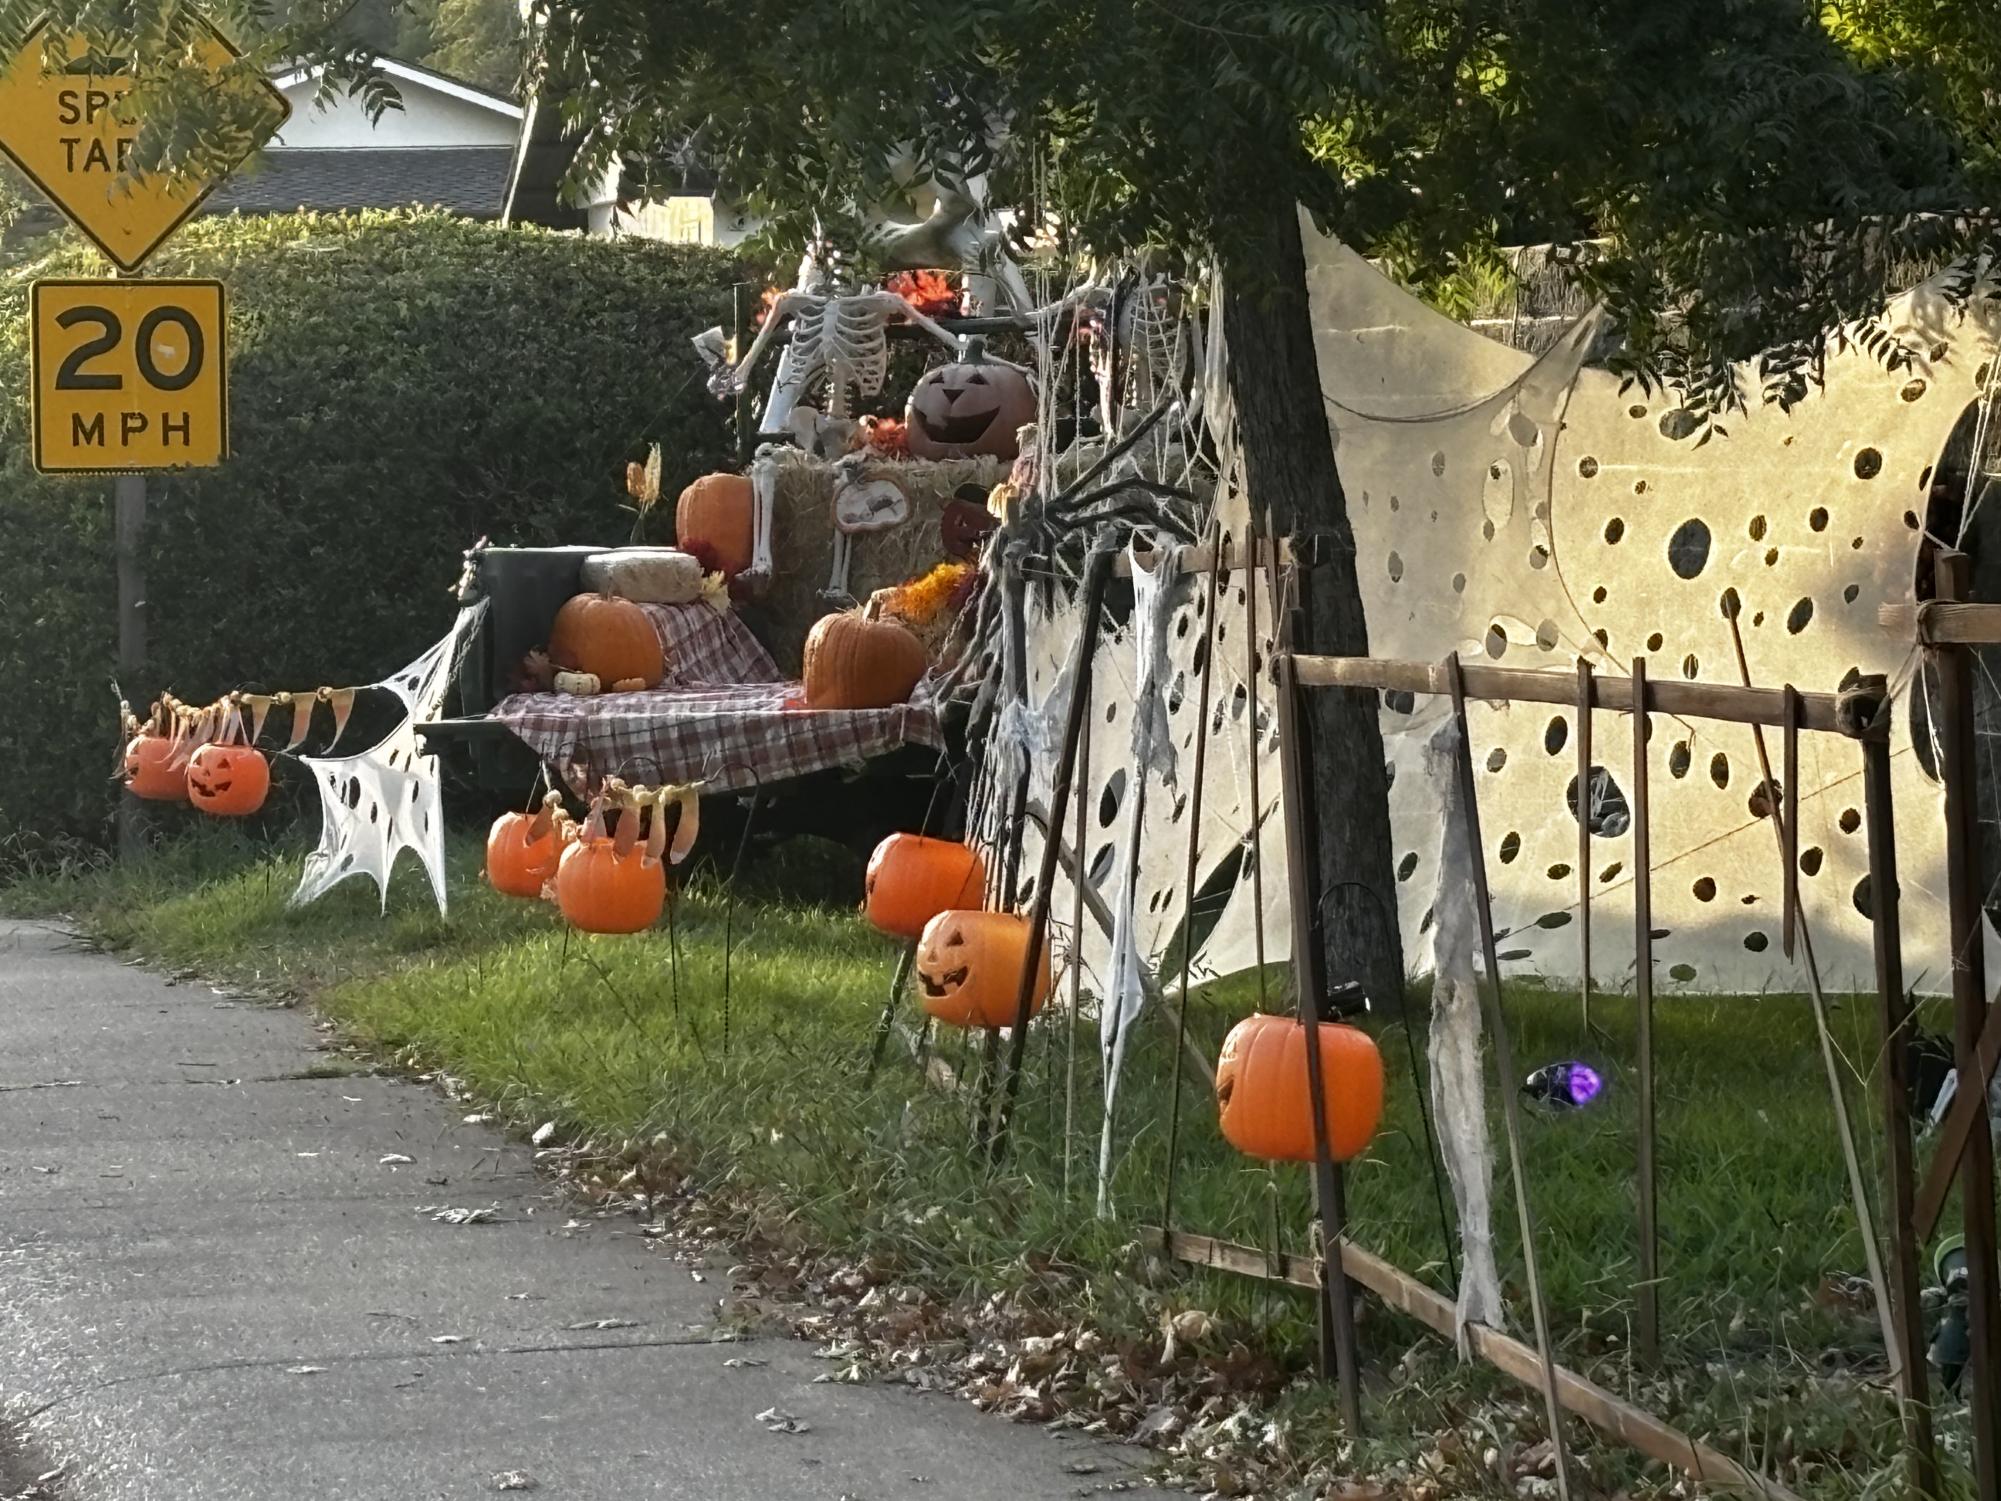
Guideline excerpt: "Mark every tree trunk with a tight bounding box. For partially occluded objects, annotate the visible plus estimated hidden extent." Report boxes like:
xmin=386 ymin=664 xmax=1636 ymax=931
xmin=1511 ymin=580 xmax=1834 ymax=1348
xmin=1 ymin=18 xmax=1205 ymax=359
xmin=1224 ymin=198 xmax=1406 ymax=1012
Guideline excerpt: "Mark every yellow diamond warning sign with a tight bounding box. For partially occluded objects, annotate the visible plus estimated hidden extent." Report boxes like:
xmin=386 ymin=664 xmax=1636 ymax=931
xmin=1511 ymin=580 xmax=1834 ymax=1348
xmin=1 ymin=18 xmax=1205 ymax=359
xmin=31 ymin=279 xmax=228 ymax=473
xmin=0 ymin=20 xmax=287 ymax=273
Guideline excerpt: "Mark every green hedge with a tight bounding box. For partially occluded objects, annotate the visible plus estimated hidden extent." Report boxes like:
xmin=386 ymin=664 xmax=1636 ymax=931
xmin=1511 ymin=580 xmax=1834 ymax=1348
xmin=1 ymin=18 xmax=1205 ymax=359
xmin=0 ymin=210 xmax=742 ymax=862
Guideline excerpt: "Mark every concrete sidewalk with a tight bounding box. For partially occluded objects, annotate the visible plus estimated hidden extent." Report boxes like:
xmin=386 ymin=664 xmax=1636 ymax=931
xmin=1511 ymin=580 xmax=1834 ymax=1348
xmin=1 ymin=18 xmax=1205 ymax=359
xmin=0 ymin=920 xmax=1168 ymax=1500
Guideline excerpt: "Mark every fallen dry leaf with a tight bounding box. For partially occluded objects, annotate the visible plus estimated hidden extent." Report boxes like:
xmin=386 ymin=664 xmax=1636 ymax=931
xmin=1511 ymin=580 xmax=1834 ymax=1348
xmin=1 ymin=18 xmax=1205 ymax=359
xmin=755 ymin=1406 xmax=811 ymax=1435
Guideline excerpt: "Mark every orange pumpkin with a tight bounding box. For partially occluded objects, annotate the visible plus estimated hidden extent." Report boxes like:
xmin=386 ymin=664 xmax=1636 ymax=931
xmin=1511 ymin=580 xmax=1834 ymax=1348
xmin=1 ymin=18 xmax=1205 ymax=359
xmin=555 ymin=836 xmax=666 ymax=933
xmin=675 ymin=472 xmax=756 ymax=576
xmin=1214 ymin=1013 xmax=1384 ymax=1163
xmin=915 ymin=909 xmax=1050 ymax=1029
xmin=905 ymin=340 xmax=1038 ymax=460
xmin=548 ymin=593 xmax=666 ymax=689
xmin=866 ymin=834 xmax=985 ymax=940
xmin=487 ymin=808 xmax=563 ymax=898
xmin=802 ymin=608 xmax=927 ymax=710
xmin=185 ymin=742 xmax=271 ymax=817
xmin=123 ymin=734 xmax=188 ymax=802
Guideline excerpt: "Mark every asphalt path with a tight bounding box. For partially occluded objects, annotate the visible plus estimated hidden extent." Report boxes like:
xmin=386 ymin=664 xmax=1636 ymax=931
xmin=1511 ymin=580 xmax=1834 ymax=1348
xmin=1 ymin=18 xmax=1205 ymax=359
xmin=0 ymin=919 xmax=1168 ymax=1500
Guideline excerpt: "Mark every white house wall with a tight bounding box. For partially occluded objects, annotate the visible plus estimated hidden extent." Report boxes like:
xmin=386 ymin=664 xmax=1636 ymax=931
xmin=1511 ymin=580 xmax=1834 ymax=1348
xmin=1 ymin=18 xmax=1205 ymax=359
xmin=275 ymin=81 xmax=518 ymax=150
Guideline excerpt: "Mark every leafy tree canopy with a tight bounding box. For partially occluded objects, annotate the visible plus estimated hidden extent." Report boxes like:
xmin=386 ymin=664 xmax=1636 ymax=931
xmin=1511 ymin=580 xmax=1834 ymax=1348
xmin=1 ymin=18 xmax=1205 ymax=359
xmin=529 ymin=0 xmax=1996 ymax=411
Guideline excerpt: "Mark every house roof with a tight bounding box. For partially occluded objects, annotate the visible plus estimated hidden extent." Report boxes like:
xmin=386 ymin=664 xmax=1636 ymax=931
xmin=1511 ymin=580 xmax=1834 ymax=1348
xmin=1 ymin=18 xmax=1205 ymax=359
xmin=209 ymin=146 xmax=515 ymax=216
xmin=272 ymin=57 xmax=523 ymax=118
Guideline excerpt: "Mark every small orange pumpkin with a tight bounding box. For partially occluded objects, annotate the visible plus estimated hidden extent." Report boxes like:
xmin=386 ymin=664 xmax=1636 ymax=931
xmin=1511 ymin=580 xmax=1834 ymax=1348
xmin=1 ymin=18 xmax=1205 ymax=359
xmin=185 ymin=742 xmax=271 ymax=817
xmin=915 ymin=909 xmax=1050 ymax=1029
xmin=548 ymin=593 xmax=666 ymax=689
xmin=555 ymin=836 xmax=666 ymax=933
xmin=487 ymin=807 xmax=563 ymax=898
xmin=123 ymin=734 xmax=188 ymax=802
xmin=675 ymin=472 xmax=756 ymax=576
xmin=802 ymin=607 xmax=927 ymax=710
xmin=1214 ymin=1013 xmax=1384 ymax=1163
xmin=866 ymin=834 xmax=985 ymax=940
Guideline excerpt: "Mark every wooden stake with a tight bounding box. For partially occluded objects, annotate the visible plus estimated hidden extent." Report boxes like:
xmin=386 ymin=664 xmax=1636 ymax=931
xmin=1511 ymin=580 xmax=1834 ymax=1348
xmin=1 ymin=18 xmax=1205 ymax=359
xmin=115 ymin=472 xmax=148 ymax=860
xmin=1782 ymin=686 xmax=1800 ymax=960
xmin=1722 ymin=617 xmax=1899 ymax=1370
xmin=1064 ymin=711 xmax=1091 ymax=1201
xmin=1143 ymin=1227 xmax=1803 ymax=1501
xmin=974 ymin=557 xmax=1035 ymax=1151
xmin=1274 ymin=578 xmax=1363 ymax=1431
xmin=990 ymin=546 xmax=1116 ymax=1163
xmin=1244 ymin=517 xmax=1271 ymax=1009
xmin=1576 ymin=658 xmax=1594 ymax=1033
xmin=865 ymin=939 xmax=920 ymax=1080
xmin=1929 ymin=549 xmax=2001 ymax=1495
xmin=1444 ymin=652 xmax=1572 ymax=1499
xmin=1162 ymin=526 xmax=1226 ymax=1224
xmin=1631 ymin=656 xmax=1659 ymax=1366
xmin=1861 ymin=721 xmax=1942 ymax=1500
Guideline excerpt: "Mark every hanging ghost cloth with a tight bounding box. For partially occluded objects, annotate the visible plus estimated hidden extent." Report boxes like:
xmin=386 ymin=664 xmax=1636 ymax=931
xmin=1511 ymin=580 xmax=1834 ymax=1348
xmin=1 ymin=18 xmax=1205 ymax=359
xmin=1425 ymin=716 xmax=1504 ymax=1350
xmin=293 ymin=603 xmax=488 ymax=915
xmin=991 ymin=590 xmax=1081 ymax=817
xmin=1097 ymin=542 xmax=1182 ymax=1214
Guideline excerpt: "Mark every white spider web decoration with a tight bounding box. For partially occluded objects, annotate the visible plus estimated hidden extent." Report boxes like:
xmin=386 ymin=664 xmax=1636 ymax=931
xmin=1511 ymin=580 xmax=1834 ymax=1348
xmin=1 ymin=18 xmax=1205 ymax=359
xmin=292 ymin=603 xmax=488 ymax=914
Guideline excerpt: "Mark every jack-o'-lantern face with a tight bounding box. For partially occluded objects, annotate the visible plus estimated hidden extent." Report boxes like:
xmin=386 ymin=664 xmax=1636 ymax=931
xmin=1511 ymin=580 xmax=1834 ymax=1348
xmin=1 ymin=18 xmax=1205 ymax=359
xmin=914 ymin=909 xmax=1050 ymax=1029
xmin=939 ymin=499 xmax=999 ymax=560
xmin=186 ymin=742 xmax=272 ymax=817
xmin=905 ymin=343 xmax=1037 ymax=462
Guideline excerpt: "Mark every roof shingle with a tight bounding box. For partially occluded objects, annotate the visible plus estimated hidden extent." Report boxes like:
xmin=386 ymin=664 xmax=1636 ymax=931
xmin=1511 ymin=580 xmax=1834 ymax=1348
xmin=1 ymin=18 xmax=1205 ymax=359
xmin=209 ymin=147 xmax=514 ymax=217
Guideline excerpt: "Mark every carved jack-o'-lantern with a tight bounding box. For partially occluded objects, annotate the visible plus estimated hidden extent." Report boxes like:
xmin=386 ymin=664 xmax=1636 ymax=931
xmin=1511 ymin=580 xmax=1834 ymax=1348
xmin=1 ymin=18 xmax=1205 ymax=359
xmin=914 ymin=909 xmax=1050 ymax=1029
xmin=939 ymin=498 xmax=999 ymax=560
xmin=123 ymin=734 xmax=188 ymax=802
xmin=905 ymin=339 xmax=1037 ymax=461
xmin=865 ymin=833 xmax=986 ymax=940
xmin=1214 ymin=1012 xmax=1384 ymax=1163
xmin=555 ymin=835 xmax=665 ymax=933
xmin=185 ymin=742 xmax=271 ymax=817
xmin=487 ymin=806 xmax=564 ymax=898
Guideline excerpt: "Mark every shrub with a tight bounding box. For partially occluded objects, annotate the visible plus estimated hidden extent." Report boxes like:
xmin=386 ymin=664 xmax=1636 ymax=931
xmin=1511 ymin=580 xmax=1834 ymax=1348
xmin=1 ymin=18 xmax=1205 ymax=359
xmin=0 ymin=209 xmax=742 ymax=862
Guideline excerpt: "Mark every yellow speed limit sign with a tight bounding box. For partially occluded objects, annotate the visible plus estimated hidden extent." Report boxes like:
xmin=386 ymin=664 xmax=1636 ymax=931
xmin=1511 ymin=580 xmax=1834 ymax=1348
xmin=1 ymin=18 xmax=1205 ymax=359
xmin=30 ymin=279 xmax=227 ymax=473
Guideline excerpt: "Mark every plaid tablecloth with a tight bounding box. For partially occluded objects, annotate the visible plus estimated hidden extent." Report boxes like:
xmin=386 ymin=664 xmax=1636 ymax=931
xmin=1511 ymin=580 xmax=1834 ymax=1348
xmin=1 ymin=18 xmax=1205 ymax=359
xmin=494 ymin=602 xmax=943 ymax=793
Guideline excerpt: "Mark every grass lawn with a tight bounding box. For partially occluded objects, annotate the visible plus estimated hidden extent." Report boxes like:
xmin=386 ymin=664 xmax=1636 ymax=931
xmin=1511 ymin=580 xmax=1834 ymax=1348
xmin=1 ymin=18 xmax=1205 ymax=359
xmin=1 ymin=824 xmax=1960 ymax=1497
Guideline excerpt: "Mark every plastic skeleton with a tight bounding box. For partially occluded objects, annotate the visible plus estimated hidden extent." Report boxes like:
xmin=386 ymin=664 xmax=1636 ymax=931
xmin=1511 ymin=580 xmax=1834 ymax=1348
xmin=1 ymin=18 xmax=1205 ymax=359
xmin=712 ymin=250 xmax=966 ymax=446
xmin=699 ymin=247 xmax=965 ymax=589
xmin=1094 ymin=273 xmax=1202 ymax=438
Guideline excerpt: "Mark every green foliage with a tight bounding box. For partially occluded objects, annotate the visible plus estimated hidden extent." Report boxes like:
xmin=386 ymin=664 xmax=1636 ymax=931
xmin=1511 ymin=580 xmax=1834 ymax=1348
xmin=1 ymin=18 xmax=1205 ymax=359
xmin=531 ymin=0 xmax=1996 ymax=413
xmin=0 ymin=210 xmax=740 ymax=860
xmin=395 ymin=0 xmax=525 ymax=96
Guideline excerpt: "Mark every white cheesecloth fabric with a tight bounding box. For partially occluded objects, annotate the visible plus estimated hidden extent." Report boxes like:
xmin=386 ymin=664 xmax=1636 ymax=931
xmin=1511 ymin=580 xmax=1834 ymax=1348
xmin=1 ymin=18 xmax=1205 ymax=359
xmin=1424 ymin=716 xmax=1505 ymax=1352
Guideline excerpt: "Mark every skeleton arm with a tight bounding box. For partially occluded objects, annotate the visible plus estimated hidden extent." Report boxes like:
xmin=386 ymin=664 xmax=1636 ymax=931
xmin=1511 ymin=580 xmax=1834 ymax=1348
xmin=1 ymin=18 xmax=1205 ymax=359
xmin=710 ymin=293 xmax=807 ymax=400
xmin=874 ymin=292 xmax=966 ymax=357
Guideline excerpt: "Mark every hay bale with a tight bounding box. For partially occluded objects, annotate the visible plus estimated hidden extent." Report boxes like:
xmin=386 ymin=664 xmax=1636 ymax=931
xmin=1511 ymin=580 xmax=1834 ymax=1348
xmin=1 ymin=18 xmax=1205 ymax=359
xmin=753 ymin=447 xmax=1003 ymax=673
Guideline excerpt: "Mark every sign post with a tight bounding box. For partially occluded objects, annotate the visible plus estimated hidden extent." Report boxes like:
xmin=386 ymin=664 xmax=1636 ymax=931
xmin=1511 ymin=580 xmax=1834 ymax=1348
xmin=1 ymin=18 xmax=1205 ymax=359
xmin=0 ymin=19 xmax=285 ymax=854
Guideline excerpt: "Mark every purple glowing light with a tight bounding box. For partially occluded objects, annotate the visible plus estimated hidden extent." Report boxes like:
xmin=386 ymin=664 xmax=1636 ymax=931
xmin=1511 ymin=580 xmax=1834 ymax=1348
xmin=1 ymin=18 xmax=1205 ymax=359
xmin=1565 ymin=1064 xmax=1604 ymax=1107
